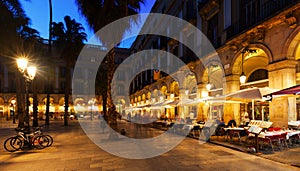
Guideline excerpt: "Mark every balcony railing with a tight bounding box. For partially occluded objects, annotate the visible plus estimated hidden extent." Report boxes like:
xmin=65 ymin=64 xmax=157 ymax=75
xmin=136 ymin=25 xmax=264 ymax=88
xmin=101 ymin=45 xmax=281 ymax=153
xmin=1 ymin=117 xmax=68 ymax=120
xmin=226 ymin=0 xmax=300 ymax=40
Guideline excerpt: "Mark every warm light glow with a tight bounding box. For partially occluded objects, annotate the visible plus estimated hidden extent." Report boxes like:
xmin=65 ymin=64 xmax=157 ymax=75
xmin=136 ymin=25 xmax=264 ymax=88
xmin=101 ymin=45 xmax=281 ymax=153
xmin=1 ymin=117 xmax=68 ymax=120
xmin=11 ymin=99 xmax=16 ymax=105
xmin=206 ymin=83 xmax=212 ymax=90
xmin=17 ymin=58 xmax=28 ymax=73
xmin=27 ymin=66 xmax=37 ymax=80
xmin=240 ymin=72 xmax=247 ymax=84
xmin=201 ymin=91 xmax=209 ymax=97
xmin=159 ymin=96 xmax=164 ymax=102
xmin=151 ymin=98 xmax=156 ymax=103
xmin=170 ymin=94 xmax=174 ymax=99
xmin=185 ymin=90 xmax=189 ymax=95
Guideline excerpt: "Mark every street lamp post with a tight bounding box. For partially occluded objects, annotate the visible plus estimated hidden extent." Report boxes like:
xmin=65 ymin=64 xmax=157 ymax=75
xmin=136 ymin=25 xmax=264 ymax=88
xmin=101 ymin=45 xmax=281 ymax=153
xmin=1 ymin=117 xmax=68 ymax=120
xmin=17 ymin=58 xmax=37 ymax=127
xmin=11 ymin=99 xmax=16 ymax=124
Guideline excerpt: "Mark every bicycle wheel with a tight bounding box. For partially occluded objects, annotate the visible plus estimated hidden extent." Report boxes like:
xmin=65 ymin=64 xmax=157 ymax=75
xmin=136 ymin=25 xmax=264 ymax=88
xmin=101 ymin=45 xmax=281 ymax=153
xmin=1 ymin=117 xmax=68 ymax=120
xmin=4 ymin=137 xmax=23 ymax=152
xmin=33 ymin=135 xmax=48 ymax=149
xmin=44 ymin=135 xmax=53 ymax=147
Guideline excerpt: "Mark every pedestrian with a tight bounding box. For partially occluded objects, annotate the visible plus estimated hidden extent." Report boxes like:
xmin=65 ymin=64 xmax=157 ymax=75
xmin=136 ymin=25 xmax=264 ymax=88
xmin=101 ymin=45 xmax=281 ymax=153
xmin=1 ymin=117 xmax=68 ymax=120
xmin=227 ymin=117 xmax=237 ymax=128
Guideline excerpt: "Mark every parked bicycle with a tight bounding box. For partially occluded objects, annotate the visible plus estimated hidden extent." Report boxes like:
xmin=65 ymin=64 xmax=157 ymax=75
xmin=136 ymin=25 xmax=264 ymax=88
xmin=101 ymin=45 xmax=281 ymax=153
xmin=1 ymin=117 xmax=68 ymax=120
xmin=4 ymin=126 xmax=53 ymax=152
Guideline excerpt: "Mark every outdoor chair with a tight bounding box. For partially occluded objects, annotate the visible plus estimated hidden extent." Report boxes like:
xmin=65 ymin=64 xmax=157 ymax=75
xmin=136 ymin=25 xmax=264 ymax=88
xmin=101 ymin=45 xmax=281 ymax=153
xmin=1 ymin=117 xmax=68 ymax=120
xmin=260 ymin=134 xmax=282 ymax=152
xmin=229 ymin=130 xmax=243 ymax=145
xmin=278 ymin=132 xmax=289 ymax=149
xmin=287 ymin=133 xmax=300 ymax=147
xmin=214 ymin=126 xmax=226 ymax=141
xmin=191 ymin=125 xmax=201 ymax=137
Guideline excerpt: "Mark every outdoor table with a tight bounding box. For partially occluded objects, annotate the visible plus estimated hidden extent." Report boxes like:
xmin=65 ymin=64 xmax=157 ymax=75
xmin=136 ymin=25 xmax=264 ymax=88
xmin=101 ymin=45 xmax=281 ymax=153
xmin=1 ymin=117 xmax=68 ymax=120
xmin=286 ymin=130 xmax=300 ymax=139
xmin=288 ymin=121 xmax=300 ymax=130
xmin=224 ymin=127 xmax=245 ymax=143
xmin=257 ymin=131 xmax=289 ymax=151
xmin=181 ymin=124 xmax=202 ymax=137
xmin=258 ymin=130 xmax=287 ymax=138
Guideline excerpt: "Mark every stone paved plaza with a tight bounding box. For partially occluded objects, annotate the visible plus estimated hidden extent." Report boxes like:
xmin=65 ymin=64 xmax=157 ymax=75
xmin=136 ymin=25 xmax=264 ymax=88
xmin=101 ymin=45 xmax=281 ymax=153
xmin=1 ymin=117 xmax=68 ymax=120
xmin=0 ymin=119 xmax=299 ymax=171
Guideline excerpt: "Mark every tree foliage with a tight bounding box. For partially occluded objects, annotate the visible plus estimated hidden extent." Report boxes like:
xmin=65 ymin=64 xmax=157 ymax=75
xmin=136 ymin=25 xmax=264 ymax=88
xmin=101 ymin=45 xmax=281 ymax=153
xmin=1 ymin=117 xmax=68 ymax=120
xmin=51 ymin=15 xmax=87 ymax=125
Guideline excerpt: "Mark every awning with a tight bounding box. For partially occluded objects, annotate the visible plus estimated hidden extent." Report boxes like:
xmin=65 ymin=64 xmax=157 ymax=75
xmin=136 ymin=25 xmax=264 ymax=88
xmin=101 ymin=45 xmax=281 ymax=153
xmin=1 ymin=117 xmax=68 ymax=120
xmin=177 ymin=99 xmax=194 ymax=106
xmin=264 ymin=84 xmax=300 ymax=96
xmin=163 ymin=100 xmax=179 ymax=108
xmin=225 ymin=87 xmax=278 ymax=102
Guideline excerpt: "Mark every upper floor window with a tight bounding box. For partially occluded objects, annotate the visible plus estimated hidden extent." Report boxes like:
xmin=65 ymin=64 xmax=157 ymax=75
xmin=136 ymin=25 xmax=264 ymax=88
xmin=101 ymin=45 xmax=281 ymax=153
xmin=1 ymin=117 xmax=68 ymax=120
xmin=224 ymin=0 xmax=231 ymax=29
xmin=240 ymin=0 xmax=261 ymax=27
xmin=208 ymin=14 xmax=219 ymax=48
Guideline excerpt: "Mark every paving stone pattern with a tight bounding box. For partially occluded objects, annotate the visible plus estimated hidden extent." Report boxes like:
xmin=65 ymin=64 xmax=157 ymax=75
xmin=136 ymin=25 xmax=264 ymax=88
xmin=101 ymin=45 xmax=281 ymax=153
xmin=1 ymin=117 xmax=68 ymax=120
xmin=0 ymin=120 xmax=299 ymax=171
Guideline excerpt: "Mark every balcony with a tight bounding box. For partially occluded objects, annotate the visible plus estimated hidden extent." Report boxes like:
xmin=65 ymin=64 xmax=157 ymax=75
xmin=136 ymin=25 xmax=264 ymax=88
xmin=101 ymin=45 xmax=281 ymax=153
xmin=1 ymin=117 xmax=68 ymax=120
xmin=226 ymin=0 xmax=300 ymax=40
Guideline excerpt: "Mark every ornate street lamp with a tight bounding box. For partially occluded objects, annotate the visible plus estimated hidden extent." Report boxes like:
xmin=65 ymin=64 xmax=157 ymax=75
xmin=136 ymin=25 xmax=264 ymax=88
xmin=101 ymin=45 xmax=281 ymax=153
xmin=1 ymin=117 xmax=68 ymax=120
xmin=239 ymin=48 xmax=257 ymax=85
xmin=11 ymin=99 xmax=16 ymax=124
xmin=240 ymin=50 xmax=246 ymax=85
xmin=17 ymin=58 xmax=37 ymax=127
xmin=206 ymin=65 xmax=212 ymax=90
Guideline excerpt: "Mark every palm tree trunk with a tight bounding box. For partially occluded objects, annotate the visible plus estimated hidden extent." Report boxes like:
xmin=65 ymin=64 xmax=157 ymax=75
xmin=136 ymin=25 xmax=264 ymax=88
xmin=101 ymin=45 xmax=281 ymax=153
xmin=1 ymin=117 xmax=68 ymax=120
xmin=45 ymin=91 xmax=50 ymax=125
xmin=45 ymin=0 xmax=53 ymax=126
xmin=48 ymin=0 xmax=52 ymax=53
xmin=64 ymin=92 xmax=69 ymax=126
xmin=32 ymin=79 xmax=39 ymax=127
xmin=106 ymin=52 xmax=115 ymax=110
xmin=16 ymin=71 xmax=25 ymax=128
xmin=102 ymin=94 xmax=107 ymax=120
xmin=64 ymin=66 xmax=70 ymax=126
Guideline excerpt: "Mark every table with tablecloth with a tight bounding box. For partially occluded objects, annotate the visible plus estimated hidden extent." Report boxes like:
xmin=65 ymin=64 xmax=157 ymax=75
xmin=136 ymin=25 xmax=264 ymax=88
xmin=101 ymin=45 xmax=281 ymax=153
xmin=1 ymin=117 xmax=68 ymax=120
xmin=224 ymin=127 xmax=245 ymax=143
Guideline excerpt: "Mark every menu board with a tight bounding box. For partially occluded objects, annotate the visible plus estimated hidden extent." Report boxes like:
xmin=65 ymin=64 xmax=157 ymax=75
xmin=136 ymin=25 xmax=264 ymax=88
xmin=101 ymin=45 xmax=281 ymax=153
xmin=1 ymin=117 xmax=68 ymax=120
xmin=203 ymin=120 xmax=215 ymax=127
xmin=248 ymin=126 xmax=263 ymax=134
xmin=248 ymin=120 xmax=272 ymax=128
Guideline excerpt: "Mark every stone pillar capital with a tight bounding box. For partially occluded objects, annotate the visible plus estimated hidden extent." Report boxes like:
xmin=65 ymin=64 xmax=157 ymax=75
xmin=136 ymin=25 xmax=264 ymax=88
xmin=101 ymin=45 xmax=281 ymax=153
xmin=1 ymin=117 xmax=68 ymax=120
xmin=267 ymin=59 xmax=298 ymax=72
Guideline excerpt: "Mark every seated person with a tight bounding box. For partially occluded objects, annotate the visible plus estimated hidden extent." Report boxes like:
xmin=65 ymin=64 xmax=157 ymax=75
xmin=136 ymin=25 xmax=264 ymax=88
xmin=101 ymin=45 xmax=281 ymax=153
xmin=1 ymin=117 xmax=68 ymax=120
xmin=220 ymin=120 xmax=225 ymax=127
xmin=227 ymin=117 xmax=237 ymax=128
xmin=215 ymin=118 xmax=226 ymax=136
xmin=244 ymin=115 xmax=250 ymax=126
xmin=186 ymin=117 xmax=192 ymax=124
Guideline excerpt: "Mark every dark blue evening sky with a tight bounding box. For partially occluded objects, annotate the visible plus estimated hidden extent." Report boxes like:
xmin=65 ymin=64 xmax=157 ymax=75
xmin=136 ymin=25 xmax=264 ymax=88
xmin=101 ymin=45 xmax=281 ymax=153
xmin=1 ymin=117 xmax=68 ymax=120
xmin=20 ymin=0 xmax=156 ymax=47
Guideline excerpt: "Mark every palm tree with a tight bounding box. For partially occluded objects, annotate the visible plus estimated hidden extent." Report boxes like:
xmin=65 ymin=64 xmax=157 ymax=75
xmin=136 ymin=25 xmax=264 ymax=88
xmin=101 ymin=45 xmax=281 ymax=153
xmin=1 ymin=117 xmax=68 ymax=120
xmin=45 ymin=0 xmax=53 ymax=126
xmin=75 ymin=0 xmax=144 ymax=118
xmin=51 ymin=16 xmax=87 ymax=126
xmin=0 ymin=0 xmax=30 ymax=54
xmin=95 ymin=64 xmax=108 ymax=120
xmin=0 ymin=0 xmax=41 ymax=128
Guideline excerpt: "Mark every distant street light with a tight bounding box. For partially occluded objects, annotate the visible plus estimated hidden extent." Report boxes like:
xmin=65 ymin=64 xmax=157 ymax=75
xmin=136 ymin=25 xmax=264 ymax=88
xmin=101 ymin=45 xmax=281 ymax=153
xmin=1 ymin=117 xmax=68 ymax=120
xmin=17 ymin=58 xmax=37 ymax=127
xmin=11 ymin=99 xmax=16 ymax=124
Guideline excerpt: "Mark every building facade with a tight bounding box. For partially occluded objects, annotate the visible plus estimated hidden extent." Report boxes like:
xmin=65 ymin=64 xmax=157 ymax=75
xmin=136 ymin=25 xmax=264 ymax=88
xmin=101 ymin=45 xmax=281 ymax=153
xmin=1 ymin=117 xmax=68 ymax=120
xmin=128 ymin=0 xmax=300 ymax=127
xmin=0 ymin=42 xmax=129 ymax=121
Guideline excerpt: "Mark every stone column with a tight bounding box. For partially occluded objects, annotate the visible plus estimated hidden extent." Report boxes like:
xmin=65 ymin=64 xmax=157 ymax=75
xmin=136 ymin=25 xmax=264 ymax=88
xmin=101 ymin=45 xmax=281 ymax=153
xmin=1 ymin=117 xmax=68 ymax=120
xmin=223 ymin=74 xmax=240 ymax=125
xmin=197 ymin=83 xmax=209 ymax=121
xmin=178 ymin=89 xmax=187 ymax=118
xmin=268 ymin=60 xmax=298 ymax=128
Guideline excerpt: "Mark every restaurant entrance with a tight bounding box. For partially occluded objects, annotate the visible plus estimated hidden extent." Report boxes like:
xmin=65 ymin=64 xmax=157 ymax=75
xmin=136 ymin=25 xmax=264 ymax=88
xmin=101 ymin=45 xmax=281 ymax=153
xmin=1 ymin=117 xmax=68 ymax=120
xmin=247 ymin=101 xmax=269 ymax=121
